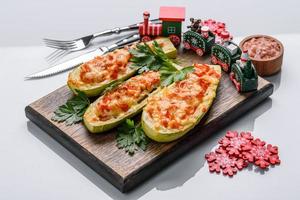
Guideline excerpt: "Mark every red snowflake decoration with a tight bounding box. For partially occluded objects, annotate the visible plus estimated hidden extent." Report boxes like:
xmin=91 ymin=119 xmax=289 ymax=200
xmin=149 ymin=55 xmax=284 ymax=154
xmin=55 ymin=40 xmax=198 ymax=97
xmin=242 ymin=138 xmax=281 ymax=169
xmin=219 ymin=131 xmax=253 ymax=157
xmin=205 ymin=147 xmax=248 ymax=176
xmin=201 ymin=19 xmax=233 ymax=41
xmin=201 ymin=19 xmax=226 ymax=35
xmin=205 ymin=131 xmax=281 ymax=177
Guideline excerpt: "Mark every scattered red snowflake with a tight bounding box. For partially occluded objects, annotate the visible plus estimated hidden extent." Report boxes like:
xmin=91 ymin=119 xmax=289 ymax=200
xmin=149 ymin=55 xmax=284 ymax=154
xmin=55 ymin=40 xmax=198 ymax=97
xmin=205 ymin=131 xmax=281 ymax=176
xmin=219 ymin=131 xmax=253 ymax=157
xmin=242 ymin=138 xmax=281 ymax=169
xmin=205 ymin=147 xmax=248 ymax=176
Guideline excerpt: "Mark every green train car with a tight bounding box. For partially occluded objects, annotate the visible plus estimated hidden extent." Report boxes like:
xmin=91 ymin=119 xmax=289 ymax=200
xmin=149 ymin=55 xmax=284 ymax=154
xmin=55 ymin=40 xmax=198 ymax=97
xmin=211 ymin=41 xmax=242 ymax=72
xmin=183 ymin=30 xmax=215 ymax=56
xmin=230 ymin=58 xmax=258 ymax=92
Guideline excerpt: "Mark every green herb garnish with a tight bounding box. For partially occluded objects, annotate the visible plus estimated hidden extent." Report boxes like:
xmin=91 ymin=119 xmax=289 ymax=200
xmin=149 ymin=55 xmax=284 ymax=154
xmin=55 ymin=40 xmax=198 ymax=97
xmin=52 ymin=90 xmax=90 ymax=125
xmin=129 ymin=41 xmax=194 ymax=87
xmin=116 ymin=119 xmax=148 ymax=155
xmin=160 ymin=66 xmax=195 ymax=87
xmin=129 ymin=41 xmax=177 ymax=74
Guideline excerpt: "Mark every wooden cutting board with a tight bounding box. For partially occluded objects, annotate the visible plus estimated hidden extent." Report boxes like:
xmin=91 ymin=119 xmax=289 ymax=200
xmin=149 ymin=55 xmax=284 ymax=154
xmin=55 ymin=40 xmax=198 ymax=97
xmin=25 ymin=50 xmax=273 ymax=192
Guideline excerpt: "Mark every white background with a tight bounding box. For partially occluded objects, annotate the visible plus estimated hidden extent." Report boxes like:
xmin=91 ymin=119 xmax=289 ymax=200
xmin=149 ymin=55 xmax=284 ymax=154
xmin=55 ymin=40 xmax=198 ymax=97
xmin=1 ymin=0 xmax=300 ymax=46
xmin=1 ymin=0 xmax=300 ymax=200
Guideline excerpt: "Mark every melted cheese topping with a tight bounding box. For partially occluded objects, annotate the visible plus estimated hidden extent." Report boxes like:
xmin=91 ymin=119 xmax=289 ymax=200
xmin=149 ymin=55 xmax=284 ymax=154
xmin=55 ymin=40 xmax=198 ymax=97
xmin=145 ymin=64 xmax=221 ymax=130
xmin=79 ymin=48 xmax=131 ymax=84
xmin=95 ymin=71 xmax=160 ymax=121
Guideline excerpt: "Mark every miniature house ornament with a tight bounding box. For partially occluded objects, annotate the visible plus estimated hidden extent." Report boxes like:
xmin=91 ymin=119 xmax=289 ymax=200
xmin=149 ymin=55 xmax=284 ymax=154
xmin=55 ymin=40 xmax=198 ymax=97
xmin=159 ymin=6 xmax=185 ymax=46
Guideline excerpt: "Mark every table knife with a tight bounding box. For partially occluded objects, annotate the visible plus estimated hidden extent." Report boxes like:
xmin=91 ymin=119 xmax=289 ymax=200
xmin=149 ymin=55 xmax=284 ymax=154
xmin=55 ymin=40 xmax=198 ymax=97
xmin=26 ymin=34 xmax=140 ymax=79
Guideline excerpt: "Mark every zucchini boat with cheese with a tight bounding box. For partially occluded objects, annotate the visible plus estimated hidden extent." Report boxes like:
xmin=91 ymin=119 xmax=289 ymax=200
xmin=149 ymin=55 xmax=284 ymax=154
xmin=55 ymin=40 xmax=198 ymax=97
xmin=83 ymin=71 xmax=161 ymax=133
xmin=142 ymin=64 xmax=221 ymax=142
xmin=67 ymin=37 xmax=177 ymax=97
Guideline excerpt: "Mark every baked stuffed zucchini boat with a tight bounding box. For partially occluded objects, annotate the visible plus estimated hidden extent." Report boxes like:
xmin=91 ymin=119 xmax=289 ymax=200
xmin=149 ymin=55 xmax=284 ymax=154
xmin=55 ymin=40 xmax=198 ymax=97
xmin=142 ymin=64 xmax=221 ymax=142
xmin=83 ymin=71 xmax=161 ymax=133
xmin=67 ymin=37 xmax=176 ymax=97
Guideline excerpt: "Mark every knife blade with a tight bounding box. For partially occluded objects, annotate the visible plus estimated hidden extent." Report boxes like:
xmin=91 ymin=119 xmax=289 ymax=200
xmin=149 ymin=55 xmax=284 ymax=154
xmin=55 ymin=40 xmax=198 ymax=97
xmin=25 ymin=49 xmax=104 ymax=79
xmin=26 ymin=33 xmax=140 ymax=79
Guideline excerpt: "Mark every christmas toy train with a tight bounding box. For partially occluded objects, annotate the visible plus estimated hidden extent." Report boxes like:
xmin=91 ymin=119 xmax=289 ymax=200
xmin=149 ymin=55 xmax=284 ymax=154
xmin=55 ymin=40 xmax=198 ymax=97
xmin=138 ymin=7 xmax=257 ymax=92
xmin=139 ymin=6 xmax=185 ymax=46
xmin=182 ymin=18 xmax=258 ymax=92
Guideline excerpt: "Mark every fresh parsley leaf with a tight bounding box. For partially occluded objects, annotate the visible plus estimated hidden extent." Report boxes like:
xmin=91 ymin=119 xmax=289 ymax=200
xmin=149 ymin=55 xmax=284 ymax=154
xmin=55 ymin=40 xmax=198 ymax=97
xmin=133 ymin=125 xmax=148 ymax=150
xmin=116 ymin=131 xmax=137 ymax=154
xmin=129 ymin=41 xmax=177 ymax=74
xmin=116 ymin=119 xmax=149 ymax=155
xmin=161 ymin=66 xmax=195 ymax=87
xmin=52 ymin=90 xmax=90 ymax=125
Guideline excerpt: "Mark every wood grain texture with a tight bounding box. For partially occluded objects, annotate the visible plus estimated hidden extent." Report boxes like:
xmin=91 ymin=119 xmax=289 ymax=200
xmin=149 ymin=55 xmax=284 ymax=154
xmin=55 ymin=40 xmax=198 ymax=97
xmin=25 ymin=50 xmax=274 ymax=192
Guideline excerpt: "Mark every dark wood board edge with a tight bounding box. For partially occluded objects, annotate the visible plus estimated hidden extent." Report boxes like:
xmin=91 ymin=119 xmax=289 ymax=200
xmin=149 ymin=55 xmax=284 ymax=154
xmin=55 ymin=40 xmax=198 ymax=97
xmin=122 ymin=82 xmax=274 ymax=192
xmin=25 ymin=82 xmax=274 ymax=193
xmin=25 ymin=106 xmax=126 ymax=192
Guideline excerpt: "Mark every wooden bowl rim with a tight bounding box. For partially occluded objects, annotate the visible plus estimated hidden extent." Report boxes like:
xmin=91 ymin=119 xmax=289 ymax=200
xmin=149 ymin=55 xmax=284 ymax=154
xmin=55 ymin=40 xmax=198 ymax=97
xmin=239 ymin=34 xmax=284 ymax=62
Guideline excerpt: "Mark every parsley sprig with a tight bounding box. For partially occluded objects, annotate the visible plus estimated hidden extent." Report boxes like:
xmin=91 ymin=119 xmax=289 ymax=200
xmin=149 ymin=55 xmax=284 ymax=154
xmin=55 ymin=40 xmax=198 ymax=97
xmin=116 ymin=119 xmax=148 ymax=155
xmin=52 ymin=90 xmax=90 ymax=125
xmin=129 ymin=41 xmax=194 ymax=87
xmin=129 ymin=41 xmax=178 ymax=74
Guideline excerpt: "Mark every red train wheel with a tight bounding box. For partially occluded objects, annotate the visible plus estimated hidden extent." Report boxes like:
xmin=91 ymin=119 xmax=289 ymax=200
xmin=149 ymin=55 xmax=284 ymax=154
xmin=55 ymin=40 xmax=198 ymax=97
xmin=222 ymin=63 xmax=229 ymax=72
xmin=196 ymin=48 xmax=204 ymax=56
xmin=141 ymin=36 xmax=151 ymax=42
xmin=230 ymin=72 xmax=241 ymax=92
xmin=229 ymin=72 xmax=235 ymax=81
xmin=235 ymin=82 xmax=241 ymax=92
xmin=183 ymin=42 xmax=191 ymax=50
xmin=211 ymin=56 xmax=218 ymax=64
xmin=169 ymin=35 xmax=181 ymax=46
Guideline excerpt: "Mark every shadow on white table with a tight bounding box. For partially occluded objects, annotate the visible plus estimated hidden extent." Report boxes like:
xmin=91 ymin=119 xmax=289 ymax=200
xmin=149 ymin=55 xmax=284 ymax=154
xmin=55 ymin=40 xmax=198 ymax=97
xmin=25 ymin=78 xmax=278 ymax=200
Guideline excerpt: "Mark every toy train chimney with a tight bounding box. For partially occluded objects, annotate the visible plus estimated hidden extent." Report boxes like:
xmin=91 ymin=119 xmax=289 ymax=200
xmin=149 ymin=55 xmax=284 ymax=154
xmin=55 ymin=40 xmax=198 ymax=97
xmin=201 ymin=26 xmax=209 ymax=39
xmin=241 ymin=49 xmax=249 ymax=63
xmin=143 ymin=11 xmax=150 ymax=31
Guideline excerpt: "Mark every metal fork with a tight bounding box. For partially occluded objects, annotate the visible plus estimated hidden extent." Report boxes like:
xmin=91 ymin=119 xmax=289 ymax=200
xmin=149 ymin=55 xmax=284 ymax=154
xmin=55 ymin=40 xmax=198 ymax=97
xmin=43 ymin=19 xmax=160 ymax=51
xmin=44 ymin=19 xmax=160 ymax=64
xmin=46 ymin=49 xmax=70 ymax=64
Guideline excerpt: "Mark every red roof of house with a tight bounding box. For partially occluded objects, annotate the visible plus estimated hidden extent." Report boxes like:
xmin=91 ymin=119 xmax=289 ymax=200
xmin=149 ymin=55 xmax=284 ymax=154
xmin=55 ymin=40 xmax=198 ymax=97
xmin=159 ymin=6 xmax=185 ymax=22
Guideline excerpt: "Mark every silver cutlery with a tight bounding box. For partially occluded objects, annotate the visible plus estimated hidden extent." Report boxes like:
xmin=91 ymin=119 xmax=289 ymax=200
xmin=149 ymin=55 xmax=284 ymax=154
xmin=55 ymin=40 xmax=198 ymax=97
xmin=26 ymin=33 xmax=140 ymax=79
xmin=43 ymin=19 xmax=159 ymax=65
xmin=43 ymin=19 xmax=159 ymax=51
xmin=46 ymin=49 xmax=70 ymax=64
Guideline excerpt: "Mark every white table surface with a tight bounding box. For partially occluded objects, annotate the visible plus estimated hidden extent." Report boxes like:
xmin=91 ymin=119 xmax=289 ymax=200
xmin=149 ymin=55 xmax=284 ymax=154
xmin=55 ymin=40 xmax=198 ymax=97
xmin=1 ymin=1 xmax=300 ymax=200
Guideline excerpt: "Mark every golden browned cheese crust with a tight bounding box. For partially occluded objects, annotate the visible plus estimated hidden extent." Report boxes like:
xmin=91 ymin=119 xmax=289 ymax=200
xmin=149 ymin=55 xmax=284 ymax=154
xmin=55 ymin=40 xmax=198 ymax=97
xmin=144 ymin=64 xmax=221 ymax=131
xmin=94 ymin=71 xmax=160 ymax=121
xmin=68 ymin=48 xmax=131 ymax=87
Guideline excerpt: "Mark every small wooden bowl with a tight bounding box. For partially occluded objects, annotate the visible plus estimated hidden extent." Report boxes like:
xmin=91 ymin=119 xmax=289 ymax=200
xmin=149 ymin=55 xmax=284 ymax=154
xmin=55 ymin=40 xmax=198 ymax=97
xmin=239 ymin=35 xmax=284 ymax=76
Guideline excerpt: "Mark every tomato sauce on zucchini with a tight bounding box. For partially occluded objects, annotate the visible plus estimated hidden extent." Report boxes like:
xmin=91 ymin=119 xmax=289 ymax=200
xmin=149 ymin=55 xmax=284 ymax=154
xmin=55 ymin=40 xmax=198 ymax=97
xmin=145 ymin=64 xmax=221 ymax=130
xmin=94 ymin=71 xmax=160 ymax=121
